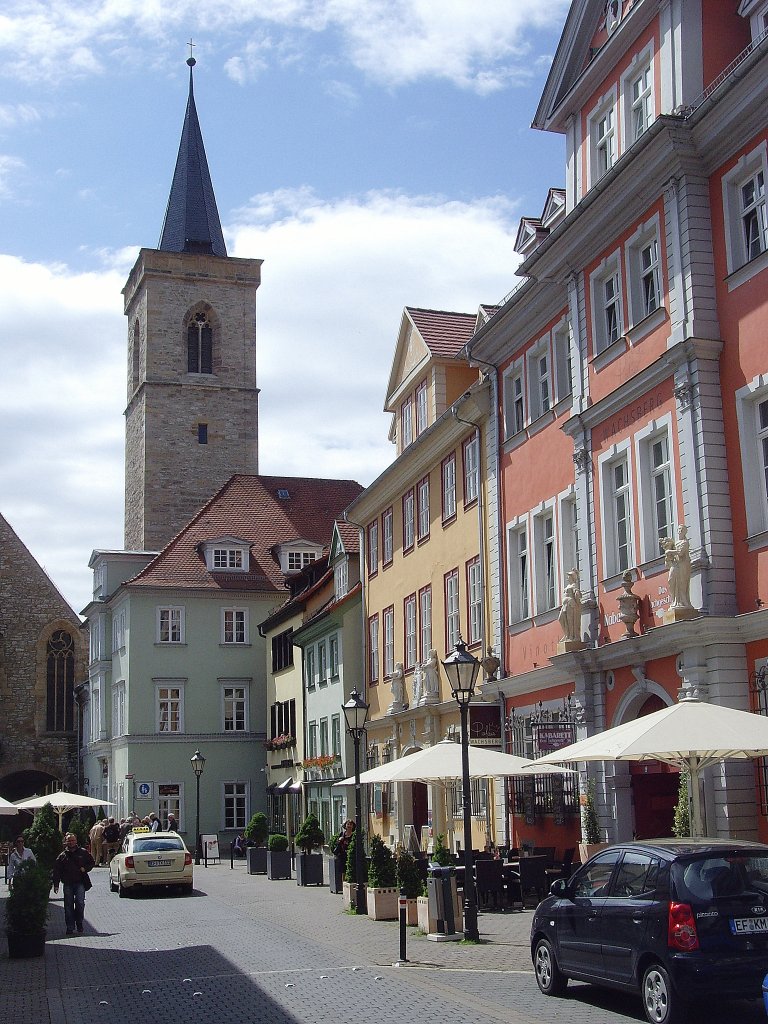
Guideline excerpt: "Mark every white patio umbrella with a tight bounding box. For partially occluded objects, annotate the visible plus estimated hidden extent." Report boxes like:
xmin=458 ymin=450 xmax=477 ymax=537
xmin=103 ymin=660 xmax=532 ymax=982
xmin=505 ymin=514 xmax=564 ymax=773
xmin=16 ymin=791 xmax=114 ymax=831
xmin=533 ymin=695 xmax=768 ymax=837
xmin=334 ymin=739 xmax=574 ymax=852
xmin=0 ymin=794 xmax=20 ymax=815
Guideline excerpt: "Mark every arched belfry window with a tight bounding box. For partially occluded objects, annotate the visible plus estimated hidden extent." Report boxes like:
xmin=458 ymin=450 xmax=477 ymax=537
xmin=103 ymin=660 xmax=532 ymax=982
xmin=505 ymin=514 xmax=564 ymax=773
xmin=188 ymin=311 xmax=213 ymax=374
xmin=46 ymin=630 xmax=75 ymax=732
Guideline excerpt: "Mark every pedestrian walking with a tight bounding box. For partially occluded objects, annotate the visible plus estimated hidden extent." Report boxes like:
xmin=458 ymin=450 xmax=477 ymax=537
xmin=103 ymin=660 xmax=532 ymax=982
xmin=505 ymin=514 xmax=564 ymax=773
xmin=149 ymin=813 xmax=160 ymax=832
xmin=103 ymin=816 xmax=120 ymax=861
xmin=89 ymin=818 xmax=105 ymax=865
xmin=52 ymin=832 xmax=95 ymax=935
xmin=167 ymin=812 xmax=178 ymax=831
xmin=7 ymin=836 xmax=36 ymax=888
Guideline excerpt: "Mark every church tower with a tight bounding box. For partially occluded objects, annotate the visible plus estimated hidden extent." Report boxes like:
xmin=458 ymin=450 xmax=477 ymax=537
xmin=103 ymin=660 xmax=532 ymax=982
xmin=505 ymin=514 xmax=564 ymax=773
xmin=123 ymin=56 xmax=262 ymax=552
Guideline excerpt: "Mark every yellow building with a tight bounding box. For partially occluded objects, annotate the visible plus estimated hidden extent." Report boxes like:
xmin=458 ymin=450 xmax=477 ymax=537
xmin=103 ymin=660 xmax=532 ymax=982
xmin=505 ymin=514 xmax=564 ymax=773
xmin=345 ymin=307 xmax=501 ymax=854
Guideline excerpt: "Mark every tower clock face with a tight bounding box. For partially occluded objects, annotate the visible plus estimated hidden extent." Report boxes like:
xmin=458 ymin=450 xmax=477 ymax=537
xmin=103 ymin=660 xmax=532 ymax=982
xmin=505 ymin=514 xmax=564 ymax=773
xmin=606 ymin=0 xmax=622 ymax=36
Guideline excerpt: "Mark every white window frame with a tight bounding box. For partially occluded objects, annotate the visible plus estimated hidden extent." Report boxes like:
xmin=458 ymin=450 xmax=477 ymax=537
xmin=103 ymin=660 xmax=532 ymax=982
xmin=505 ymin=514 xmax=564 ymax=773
xmin=722 ymin=142 xmax=768 ymax=283
xmin=404 ymin=594 xmax=417 ymax=670
xmin=503 ymin=359 xmax=526 ymax=439
xmin=317 ymin=640 xmax=328 ymax=685
xmin=157 ymin=784 xmax=182 ymax=832
xmin=442 ymin=453 xmax=457 ymax=521
xmin=334 ymin=557 xmax=349 ymax=598
xmin=329 ymin=634 xmax=340 ymax=679
xmin=403 ymin=489 xmax=415 ymax=551
xmin=463 ymin=434 xmax=479 ymax=505
xmin=156 ymin=680 xmax=185 ymax=733
xmin=222 ymin=607 xmax=249 ymax=645
xmin=157 ymin=606 xmax=185 ymax=644
xmin=507 ymin=520 xmax=530 ymax=624
xmin=112 ymin=680 xmax=126 ymax=737
xmin=588 ymin=88 xmax=617 ymax=187
xmin=590 ymin=251 xmax=624 ymax=356
xmin=736 ymin=374 xmax=768 ymax=543
xmin=401 ymin=395 xmax=413 ymax=449
xmin=223 ymin=782 xmax=248 ymax=831
xmin=417 ymin=476 xmax=430 ymax=540
xmin=367 ymin=519 xmax=379 ymax=575
xmin=445 ymin=569 xmax=460 ymax=653
xmin=91 ymin=680 xmax=102 ymax=740
xmin=467 ymin=558 xmax=482 ymax=644
xmin=383 ymin=606 xmax=394 ymax=678
xmin=635 ymin=417 xmax=677 ymax=564
xmin=331 ymin=714 xmax=341 ymax=756
xmin=287 ymin=549 xmax=317 ymax=572
xmin=308 ymin=721 xmax=317 ymax=758
xmin=621 ymin=44 xmax=655 ymax=150
xmin=599 ymin=442 xmax=635 ymax=579
xmin=213 ymin=547 xmax=244 ymax=569
xmin=416 ymin=379 xmax=428 ymax=435
xmin=625 ymin=215 xmax=664 ymax=333
xmin=305 ymin=647 xmax=316 ymax=690
xmin=221 ymin=681 xmax=249 ymax=732
xmin=527 ymin=336 xmax=552 ymax=421
xmin=533 ymin=504 xmax=558 ymax=613
xmin=369 ymin=615 xmax=379 ymax=683
xmin=111 ymin=606 xmax=126 ymax=653
xmin=419 ymin=585 xmax=432 ymax=661
xmin=382 ymin=508 xmax=394 ymax=564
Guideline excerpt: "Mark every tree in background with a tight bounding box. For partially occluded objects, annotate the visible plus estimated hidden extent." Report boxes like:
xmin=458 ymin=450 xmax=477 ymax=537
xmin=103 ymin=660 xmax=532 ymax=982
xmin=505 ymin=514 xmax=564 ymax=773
xmin=24 ymin=803 xmax=63 ymax=873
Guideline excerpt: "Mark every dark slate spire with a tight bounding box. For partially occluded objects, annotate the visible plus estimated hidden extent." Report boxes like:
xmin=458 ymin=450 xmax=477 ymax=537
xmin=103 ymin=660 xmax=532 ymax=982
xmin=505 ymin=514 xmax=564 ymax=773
xmin=158 ymin=57 xmax=227 ymax=258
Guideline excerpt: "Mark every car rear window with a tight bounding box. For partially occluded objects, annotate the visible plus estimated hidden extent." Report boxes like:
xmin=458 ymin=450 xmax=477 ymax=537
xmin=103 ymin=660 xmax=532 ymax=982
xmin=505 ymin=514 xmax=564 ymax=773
xmin=133 ymin=838 xmax=184 ymax=853
xmin=673 ymin=853 xmax=768 ymax=903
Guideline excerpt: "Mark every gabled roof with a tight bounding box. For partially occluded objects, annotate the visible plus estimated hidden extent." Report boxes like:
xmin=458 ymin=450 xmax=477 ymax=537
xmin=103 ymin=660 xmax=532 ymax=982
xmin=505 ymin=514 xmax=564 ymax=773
xmin=158 ymin=59 xmax=227 ymax=258
xmin=385 ymin=306 xmax=476 ymax=408
xmin=332 ymin=519 xmax=360 ymax=558
xmin=126 ymin=474 xmax=363 ymax=593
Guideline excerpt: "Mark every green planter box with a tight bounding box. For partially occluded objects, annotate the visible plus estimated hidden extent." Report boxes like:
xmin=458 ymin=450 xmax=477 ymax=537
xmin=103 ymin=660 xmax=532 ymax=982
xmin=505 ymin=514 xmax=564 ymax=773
xmin=266 ymin=850 xmax=292 ymax=880
xmin=296 ymin=853 xmax=324 ymax=886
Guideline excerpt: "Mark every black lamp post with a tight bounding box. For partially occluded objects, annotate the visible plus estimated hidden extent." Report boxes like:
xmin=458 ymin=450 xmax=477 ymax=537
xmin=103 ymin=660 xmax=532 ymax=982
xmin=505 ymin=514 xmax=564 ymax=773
xmin=342 ymin=688 xmax=369 ymax=914
xmin=190 ymin=748 xmax=206 ymax=865
xmin=442 ymin=637 xmax=481 ymax=941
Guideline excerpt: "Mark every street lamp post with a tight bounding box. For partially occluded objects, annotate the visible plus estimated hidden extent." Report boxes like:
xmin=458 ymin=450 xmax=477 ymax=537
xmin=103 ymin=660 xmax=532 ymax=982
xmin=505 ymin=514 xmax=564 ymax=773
xmin=190 ymin=748 xmax=206 ymax=866
xmin=442 ymin=637 xmax=481 ymax=941
xmin=342 ymin=688 xmax=369 ymax=915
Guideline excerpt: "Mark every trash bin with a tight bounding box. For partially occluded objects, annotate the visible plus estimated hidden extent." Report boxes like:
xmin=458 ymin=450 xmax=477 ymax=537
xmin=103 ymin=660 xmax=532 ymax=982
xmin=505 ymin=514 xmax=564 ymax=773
xmin=762 ymin=972 xmax=768 ymax=1016
xmin=427 ymin=863 xmax=457 ymax=934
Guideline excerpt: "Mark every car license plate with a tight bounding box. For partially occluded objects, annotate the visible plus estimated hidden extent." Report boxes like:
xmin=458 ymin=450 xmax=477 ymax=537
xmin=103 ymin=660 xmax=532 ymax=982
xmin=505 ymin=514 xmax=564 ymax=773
xmin=148 ymin=859 xmax=172 ymax=867
xmin=730 ymin=916 xmax=768 ymax=934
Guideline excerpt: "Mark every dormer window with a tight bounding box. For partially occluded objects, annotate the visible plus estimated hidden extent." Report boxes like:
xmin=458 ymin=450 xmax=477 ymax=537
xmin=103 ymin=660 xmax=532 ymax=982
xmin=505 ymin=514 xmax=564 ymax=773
xmin=288 ymin=550 xmax=316 ymax=571
xmin=201 ymin=537 xmax=250 ymax=573
xmin=334 ymin=557 xmax=349 ymax=598
xmin=275 ymin=540 xmax=323 ymax=575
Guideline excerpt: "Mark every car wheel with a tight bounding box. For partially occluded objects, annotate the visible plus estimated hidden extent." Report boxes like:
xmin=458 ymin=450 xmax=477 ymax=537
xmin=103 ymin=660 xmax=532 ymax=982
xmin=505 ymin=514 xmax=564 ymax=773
xmin=533 ymin=938 xmax=567 ymax=996
xmin=109 ymin=874 xmax=117 ymax=893
xmin=118 ymin=874 xmax=128 ymax=898
xmin=642 ymin=963 xmax=683 ymax=1024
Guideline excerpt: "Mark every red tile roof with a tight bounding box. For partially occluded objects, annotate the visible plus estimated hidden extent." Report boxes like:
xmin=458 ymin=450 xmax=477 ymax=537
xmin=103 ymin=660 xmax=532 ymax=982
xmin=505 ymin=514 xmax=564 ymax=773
xmin=334 ymin=519 xmax=360 ymax=553
xmin=406 ymin=307 xmax=476 ymax=359
xmin=126 ymin=474 xmax=363 ymax=593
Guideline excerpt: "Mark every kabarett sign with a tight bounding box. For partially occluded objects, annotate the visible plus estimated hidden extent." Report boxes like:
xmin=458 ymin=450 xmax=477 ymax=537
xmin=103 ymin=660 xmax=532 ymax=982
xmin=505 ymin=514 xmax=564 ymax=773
xmin=535 ymin=724 xmax=575 ymax=754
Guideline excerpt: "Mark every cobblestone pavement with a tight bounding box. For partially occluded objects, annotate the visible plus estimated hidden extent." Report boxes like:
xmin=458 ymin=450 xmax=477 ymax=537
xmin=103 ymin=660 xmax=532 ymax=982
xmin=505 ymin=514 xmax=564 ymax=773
xmin=2 ymin=862 xmax=766 ymax=1024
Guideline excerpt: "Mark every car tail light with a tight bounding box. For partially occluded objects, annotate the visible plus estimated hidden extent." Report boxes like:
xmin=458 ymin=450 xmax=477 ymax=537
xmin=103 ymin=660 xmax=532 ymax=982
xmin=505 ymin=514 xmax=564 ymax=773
xmin=125 ymin=856 xmax=135 ymax=869
xmin=184 ymin=852 xmax=192 ymax=866
xmin=668 ymin=902 xmax=699 ymax=951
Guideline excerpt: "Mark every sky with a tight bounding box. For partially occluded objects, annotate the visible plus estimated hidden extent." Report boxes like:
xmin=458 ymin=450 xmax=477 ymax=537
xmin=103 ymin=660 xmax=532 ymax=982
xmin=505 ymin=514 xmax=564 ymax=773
xmin=0 ymin=0 xmax=571 ymax=613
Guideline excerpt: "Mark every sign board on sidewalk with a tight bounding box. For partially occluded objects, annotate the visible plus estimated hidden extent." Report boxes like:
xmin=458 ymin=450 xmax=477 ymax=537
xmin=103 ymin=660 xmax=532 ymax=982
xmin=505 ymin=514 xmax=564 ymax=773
xmin=202 ymin=834 xmax=220 ymax=862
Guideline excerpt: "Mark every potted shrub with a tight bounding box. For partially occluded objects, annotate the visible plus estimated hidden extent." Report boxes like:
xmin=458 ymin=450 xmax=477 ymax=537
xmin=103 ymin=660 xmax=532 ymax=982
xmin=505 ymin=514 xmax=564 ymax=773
xmin=325 ymin=831 xmax=344 ymax=893
xmin=396 ymin=849 xmax=422 ymax=925
xmin=367 ymin=835 xmax=398 ymax=920
xmin=266 ymin=833 xmax=292 ymax=880
xmin=244 ymin=812 xmax=269 ymax=874
xmin=673 ymin=770 xmax=690 ymax=838
xmin=294 ymin=813 xmax=324 ymax=886
xmin=342 ymin=830 xmax=367 ymax=911
xmin=24 ymin=803 xmax=63 ymax=874
xmin=579 ymin=780 xmax=607 ymax=863
xmin=5 ymin=860 xmax=51 ymax=958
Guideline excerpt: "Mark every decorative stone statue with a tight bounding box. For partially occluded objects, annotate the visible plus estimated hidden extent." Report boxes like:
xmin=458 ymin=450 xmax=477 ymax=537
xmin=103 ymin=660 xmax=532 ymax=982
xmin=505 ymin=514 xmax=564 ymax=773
xmin=617 ymin=570 xmax=640 ymax=637
xmin=387 ymin=662 xmax=405 ymax=715
xmin=662 ymin=524 xmax=697 ymax=622
xmin=412 ymin=662 xmax=423 ymax=706
xmin=561 ymin=573 xmax=581 ymax=643
xmin=420 ymin=649 xmax=441 ymax=705
xmin=482 ymin=647 xmax=500 ymax=682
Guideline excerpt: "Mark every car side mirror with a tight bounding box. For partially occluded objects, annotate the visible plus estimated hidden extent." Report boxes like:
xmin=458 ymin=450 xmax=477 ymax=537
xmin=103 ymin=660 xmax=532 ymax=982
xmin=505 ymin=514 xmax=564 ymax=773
xmin=550 ymin=877 xmax=568 ymax=898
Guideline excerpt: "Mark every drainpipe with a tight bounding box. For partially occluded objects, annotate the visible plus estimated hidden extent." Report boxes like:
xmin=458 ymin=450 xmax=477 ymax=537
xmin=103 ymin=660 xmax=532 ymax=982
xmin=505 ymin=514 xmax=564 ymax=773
xmin=342 ymin=508 xmax=369 ymax=826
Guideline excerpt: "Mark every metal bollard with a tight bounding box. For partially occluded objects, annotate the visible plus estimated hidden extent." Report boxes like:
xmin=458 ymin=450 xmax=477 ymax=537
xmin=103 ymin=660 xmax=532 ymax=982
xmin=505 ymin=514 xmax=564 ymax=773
xmin=396 ymin=887 xmax=409 ymax=965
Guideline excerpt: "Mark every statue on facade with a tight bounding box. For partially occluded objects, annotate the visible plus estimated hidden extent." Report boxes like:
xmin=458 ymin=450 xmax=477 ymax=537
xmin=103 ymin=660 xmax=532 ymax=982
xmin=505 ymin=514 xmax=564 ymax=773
xmin=662 ymin=524 xmax=697 ymax=620
xmin=412 ymin=662 xmax=423 ymax=706
xmin=420 ymin=649 xmax=441 ymax=704
xmin=558 ymin=568 xmax=582 ymax=644
xmin=617 ymin=570 xmax=640 ymax=637
xmin=387 ymin=662 xmax=405 ymax=715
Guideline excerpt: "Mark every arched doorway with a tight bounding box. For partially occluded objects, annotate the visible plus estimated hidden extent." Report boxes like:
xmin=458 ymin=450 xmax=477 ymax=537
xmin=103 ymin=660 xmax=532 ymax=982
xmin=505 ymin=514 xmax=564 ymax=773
xmin=0 ymin=769 xmax=63 ymax=838
xmin=630 ymin=695 xmax=679 ymax=839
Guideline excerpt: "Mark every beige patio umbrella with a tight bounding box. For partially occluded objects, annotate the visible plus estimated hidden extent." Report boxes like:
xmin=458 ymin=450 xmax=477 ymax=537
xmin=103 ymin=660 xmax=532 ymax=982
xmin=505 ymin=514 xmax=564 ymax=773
xmin=16 ymin=791 xmax=114 ymax=831
xmin=334 ymin=738 xmax=574 ymax=851
xmin=533 ymin=695 xmax=768 ymax=837
xmin=0 ymin=794 xmax=20 ymax=815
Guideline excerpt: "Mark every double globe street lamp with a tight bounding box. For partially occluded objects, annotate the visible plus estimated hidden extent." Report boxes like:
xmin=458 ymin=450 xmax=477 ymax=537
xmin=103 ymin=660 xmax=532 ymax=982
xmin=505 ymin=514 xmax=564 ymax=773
xmin=442 ymin=637 xmax=481 ymax=942
xmin=342 ymin=688 xmax=370 ymax=915
xmin=190 ymin=748 xmax=206 ymax=866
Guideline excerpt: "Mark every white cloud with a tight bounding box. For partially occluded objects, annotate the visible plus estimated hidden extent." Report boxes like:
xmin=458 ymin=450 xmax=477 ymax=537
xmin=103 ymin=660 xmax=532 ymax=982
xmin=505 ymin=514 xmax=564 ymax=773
xmin=0 ymin=0 xmax=568 ymax=91
xmin=0 ymin=154 xmax=25 ymax=197
xmin=0 ymin=188 xmax=521 ymax=610
xmin=0 ymin=103 xmax=41 ymax=128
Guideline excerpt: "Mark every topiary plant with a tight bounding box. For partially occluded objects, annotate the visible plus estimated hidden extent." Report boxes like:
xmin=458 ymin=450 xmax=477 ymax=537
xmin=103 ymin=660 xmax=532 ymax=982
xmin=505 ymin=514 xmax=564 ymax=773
xmin=24 ymin=803 xmax=63 ymax=873
xmin=582 ymin=780 xmax=602 ymax=845
xmin=243 ymin=811 xmax=269 ymax=847
xmin=66 ymin=811 xmax=89 ymax=849
xmin=431 ymin=833 xmax=452 ymax=866
xmin=5 ymin=861 xmax=51 ymax=935
xmin=368 ymin=834 xmax=397 ymax=888
xmin=294 ymin=813 xmax=324 ymax=855
xmin=672 ymin=770 xmax=690 ymax=838
xmin=267 ymin=833 xmax=289 ymax=852
xmin=396 ymin=849 xmax=422 ymax=898
xmin=345 ymin=828 xmax=366 ymax=883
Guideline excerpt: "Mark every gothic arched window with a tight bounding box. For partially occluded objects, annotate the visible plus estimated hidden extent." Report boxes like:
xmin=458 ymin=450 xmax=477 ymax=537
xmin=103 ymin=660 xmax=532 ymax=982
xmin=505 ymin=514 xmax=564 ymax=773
xmin=187 ymin=311 xmax=213 ymax=374
xmin=46 ymin=630 xmax=75 ymax=732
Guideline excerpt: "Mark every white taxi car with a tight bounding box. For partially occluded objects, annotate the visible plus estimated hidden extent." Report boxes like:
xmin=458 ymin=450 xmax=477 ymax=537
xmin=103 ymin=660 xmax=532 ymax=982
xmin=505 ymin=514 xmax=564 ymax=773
xmin=109 ymin=828 xmax=193 ymax=896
